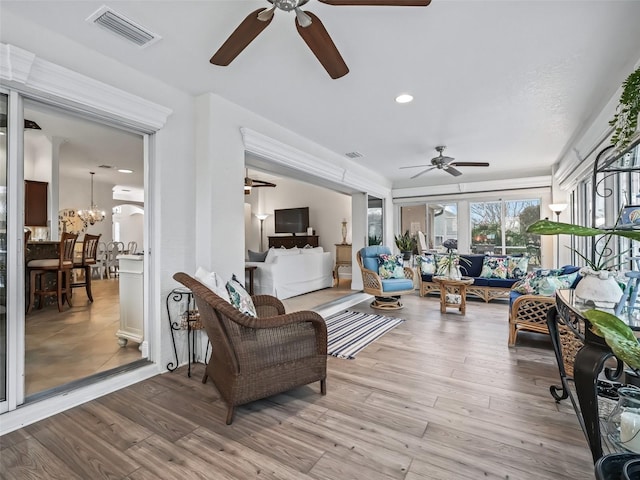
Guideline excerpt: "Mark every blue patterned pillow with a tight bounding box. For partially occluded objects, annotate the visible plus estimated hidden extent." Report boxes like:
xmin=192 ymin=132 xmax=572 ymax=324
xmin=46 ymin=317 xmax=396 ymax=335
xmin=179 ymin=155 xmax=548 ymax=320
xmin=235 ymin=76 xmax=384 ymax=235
xmin=378 ymin=253 xmax=405 ymax=279
xmin=226 ymin=274 xmax=257 ymax=317
xmin=507 ymin=256 xmax=529 ymax=279
xmin=512 ymin=269 xmax=578 ymax=296
xmin=480 ymin=256 xmax=508 ymax=279
xmin=416 ymin=254 xmax=436 ymax=275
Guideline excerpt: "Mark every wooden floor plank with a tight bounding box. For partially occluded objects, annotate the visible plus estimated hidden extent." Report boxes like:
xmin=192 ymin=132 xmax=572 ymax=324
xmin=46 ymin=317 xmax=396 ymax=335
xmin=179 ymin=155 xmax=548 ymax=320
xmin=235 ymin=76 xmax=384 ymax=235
xmin=0 ymin=437 xmax=85 ymax=480
xmin=1 ymin=293 xmax=594 ymax=479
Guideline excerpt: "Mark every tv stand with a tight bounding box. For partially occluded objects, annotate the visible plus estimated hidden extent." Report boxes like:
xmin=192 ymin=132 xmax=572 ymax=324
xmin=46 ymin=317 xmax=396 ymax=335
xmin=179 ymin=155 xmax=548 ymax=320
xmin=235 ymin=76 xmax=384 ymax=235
xmin=268 ymin=235 xmax=318 ymax=249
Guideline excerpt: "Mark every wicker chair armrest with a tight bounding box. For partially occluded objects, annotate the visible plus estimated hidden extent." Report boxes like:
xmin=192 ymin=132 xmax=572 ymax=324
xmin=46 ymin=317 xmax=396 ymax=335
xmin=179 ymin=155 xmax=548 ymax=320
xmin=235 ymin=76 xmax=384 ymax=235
xmin=252 ymin=294 xmax=286 ymax=316
xmin=361 ymin=268 xmax=383 ymax=290
xmin=403 ymin=266 xmax=415 ymax=280
xmin=510 ymin=294 xmax=555 ymax=322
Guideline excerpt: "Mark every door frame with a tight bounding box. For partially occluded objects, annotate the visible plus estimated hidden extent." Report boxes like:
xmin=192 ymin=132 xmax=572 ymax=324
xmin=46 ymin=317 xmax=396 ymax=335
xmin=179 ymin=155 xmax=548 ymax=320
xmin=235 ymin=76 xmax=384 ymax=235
xmin=0 ymin=43 xmax=170 ymax=432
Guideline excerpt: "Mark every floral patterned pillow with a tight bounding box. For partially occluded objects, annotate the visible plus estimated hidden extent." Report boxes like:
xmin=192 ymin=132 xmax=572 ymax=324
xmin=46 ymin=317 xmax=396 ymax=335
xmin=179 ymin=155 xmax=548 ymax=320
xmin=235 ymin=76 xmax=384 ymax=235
xmin=226 ymin=274 xmax=257 ymax=317
xmin=480 ymin=256 xmax=508 ymax=279
xmin=377 ymin=253 xmax=405 ymax=279
xmin=416 ymin=254 xmax=436 ymax=275
xmin=507 ymin=256 xmax=529 ymax=279
xmin=512 ymin=269 xmax=578 ymax=296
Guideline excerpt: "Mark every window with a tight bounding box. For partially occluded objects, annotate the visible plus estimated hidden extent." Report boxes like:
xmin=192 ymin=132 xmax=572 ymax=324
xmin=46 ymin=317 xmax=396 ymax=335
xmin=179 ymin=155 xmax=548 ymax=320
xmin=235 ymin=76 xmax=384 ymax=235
xmin=470 ymin=199 xmax=541 ymax=267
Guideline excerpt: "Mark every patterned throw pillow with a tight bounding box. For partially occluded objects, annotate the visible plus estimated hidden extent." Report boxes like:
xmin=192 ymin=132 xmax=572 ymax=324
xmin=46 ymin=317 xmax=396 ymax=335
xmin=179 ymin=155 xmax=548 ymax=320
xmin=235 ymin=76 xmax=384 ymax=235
xmin=480 ymin=256 xmax=508 ymax=279
xmin=377 ymin=253 xmax=405 ymax=279
xmin=507 ymin=256 xmax=529 ymax=279
xmin=416 ymin=254 xmax=436 ymax=275
xmin=512 ymin=269 xmax=579 ymax=296
xmin=226 ymin=274 xmax=257 ymax=317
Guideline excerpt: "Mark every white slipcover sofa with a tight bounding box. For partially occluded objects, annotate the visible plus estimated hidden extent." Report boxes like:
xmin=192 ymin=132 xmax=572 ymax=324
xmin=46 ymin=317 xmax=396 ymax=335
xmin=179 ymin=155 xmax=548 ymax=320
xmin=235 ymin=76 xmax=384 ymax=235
xmin=245 ymin=247 xmax=334 ymax=299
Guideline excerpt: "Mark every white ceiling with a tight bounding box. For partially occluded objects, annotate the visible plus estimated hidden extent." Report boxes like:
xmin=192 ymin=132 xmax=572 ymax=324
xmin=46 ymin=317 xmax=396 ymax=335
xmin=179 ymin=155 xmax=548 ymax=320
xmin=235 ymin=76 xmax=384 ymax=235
xmin=24 ymin=102 xmax=144 ymax=198
xmin=3 ymin=0 xmax=640 ymax=190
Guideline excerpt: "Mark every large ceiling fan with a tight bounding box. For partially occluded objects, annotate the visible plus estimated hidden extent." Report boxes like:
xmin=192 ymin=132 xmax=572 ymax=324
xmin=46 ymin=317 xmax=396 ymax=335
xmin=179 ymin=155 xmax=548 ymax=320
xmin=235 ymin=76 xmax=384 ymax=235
xmin=210 ymin=0 xmax=431 ymax=79
xmin=400 ymin=146 xmax=490 ymax=179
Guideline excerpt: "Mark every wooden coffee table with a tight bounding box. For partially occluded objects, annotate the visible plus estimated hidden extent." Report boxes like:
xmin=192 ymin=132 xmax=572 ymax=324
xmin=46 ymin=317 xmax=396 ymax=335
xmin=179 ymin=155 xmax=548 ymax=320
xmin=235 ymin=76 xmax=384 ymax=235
xmin=432 ymin=276 xmax=474 ymax=314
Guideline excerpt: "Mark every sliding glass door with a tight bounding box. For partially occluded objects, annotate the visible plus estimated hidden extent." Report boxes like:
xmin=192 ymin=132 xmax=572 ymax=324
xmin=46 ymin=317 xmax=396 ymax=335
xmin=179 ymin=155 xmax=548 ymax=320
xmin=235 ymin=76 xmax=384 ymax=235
xmin=0 ymin=93 xmax=7 ymax=406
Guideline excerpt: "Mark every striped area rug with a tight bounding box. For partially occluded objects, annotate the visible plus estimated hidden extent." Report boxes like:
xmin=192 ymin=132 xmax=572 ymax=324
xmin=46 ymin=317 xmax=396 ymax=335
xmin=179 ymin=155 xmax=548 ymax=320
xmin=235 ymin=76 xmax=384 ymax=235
xmin=324 ymin=310 xmax=405 ymax=359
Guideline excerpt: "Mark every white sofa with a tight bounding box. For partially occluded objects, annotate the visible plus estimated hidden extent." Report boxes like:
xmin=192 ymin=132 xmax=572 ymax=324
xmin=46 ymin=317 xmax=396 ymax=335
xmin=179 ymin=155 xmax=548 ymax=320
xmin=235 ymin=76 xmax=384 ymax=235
xmin=245 ymin=247 xmax=334 ymax=299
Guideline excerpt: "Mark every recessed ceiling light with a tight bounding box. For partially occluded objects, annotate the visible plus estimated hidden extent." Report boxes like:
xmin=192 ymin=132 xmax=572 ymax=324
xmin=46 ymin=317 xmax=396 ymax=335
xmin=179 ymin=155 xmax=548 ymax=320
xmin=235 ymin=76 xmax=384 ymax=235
xmin=118 ymin=168 xmax=133 ymax=173
xmin=395 ymin=94 xmax=413 ymax=104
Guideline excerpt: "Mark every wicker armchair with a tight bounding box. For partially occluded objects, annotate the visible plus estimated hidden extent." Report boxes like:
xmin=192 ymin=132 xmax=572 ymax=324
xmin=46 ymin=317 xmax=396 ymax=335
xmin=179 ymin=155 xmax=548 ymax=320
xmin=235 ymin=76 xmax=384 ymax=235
xmin=356 ymin=246 xmax=415 ymax=310
xmin=173 ymin=272 xmax=327 ymax=425
xmin=508 ymin=294 xmax=555 ymax=346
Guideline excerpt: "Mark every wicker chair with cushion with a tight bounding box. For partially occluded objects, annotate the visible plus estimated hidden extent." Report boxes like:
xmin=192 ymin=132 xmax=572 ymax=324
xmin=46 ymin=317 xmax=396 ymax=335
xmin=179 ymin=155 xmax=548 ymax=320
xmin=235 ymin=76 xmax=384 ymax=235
xmin=357 ymin=245 xmax=415 ymax=310
xmin=173 ymin=272 xmax=327 ymax=425
xmin=508 ymin=265 xmax=581 ymax=346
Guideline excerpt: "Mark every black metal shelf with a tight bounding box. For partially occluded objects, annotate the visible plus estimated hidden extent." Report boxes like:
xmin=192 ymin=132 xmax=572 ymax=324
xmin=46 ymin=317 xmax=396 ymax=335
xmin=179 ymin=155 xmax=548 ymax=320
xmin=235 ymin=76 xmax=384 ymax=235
xmin=166 ymin=287 xmax=205 ymax=377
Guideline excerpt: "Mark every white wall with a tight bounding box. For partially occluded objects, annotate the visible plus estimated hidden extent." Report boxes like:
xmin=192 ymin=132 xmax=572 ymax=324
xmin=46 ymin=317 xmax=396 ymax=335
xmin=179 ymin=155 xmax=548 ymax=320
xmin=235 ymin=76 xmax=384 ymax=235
xmin=247 ymin=175 xmax=351 ymax=254
xmin=113 ymin=204 xmax=144 ymax=250
xmin=194 ymin=93 xmax=390 ymax=286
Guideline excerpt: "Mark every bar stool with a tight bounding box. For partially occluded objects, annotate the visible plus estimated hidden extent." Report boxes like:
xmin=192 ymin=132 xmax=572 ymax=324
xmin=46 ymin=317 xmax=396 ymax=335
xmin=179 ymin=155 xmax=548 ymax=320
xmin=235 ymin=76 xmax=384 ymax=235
xmin=26 ymin=232 xmax=78 ymax=313
xmin=71 ymin=233 xmax=101 ymax=302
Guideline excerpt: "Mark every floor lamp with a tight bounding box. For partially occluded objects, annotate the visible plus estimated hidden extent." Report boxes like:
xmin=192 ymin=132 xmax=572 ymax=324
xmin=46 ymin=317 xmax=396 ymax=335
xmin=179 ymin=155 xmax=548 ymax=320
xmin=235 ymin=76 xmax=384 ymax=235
xmin=549 ymin=203 xmax=568 ymax=267
xmin=255 ymin=213 xmax=270 ymax=251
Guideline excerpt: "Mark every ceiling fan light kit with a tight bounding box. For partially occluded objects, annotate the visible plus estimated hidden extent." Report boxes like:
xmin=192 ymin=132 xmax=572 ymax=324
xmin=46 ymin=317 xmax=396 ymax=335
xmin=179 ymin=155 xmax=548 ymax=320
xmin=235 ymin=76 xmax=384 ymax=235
xmin=210 ymin=0 xmax=430 ymax=79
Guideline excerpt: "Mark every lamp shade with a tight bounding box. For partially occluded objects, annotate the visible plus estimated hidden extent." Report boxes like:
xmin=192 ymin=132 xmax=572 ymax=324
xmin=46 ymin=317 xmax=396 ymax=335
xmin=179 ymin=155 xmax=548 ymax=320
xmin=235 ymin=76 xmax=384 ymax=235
xmin=549 ymin=203 xmax=568 ymax=215
xmin=255 ymin=213 xmax=270 ymax=221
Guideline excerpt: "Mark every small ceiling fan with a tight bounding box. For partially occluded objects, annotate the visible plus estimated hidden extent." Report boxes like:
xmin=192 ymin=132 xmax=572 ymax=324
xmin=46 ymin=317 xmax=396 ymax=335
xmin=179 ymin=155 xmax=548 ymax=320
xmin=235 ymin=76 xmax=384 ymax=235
xmin=210 ymin=0 xmax=431 ymax=79
xmin=400 ymin=146 xmax=490 ymax=179
xmin=245 ymin=170 xmax=277 ymax=194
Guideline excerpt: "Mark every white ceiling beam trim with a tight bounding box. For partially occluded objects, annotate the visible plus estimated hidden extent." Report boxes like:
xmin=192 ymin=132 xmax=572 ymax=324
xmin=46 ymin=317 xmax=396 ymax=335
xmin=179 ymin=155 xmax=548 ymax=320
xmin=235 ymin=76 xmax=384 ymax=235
xmin=241 ymin=127 xmax=391 ymax=198
xmin=392 ymin=175 xmax=552 ymax=200
xmin=0 ymin=43 xmax=172 ymax=131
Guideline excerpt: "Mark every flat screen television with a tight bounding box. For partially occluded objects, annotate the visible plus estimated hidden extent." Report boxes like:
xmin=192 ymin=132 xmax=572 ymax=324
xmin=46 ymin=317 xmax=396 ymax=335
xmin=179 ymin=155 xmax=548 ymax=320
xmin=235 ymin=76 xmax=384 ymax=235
xmin=274 ymin=207 xmax=310 ymax=235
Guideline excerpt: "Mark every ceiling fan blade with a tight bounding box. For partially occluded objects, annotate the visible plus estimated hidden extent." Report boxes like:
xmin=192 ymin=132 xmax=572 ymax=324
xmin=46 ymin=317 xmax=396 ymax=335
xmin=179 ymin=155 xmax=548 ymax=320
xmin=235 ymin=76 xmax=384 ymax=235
xmin=318 ymin=0 xmax=431 ymax=5
xmin=252 ymin=180 xmax=277 ymax=188
xmin=399 ymin=164 xmax=430 ymax=169
xmin=210 ymin=9 xmax=273 ymax=66
xmin=450 ymin=162 xmax=490 ymax=167
xmin=444 ymin=166 xmax=463 ymax=177
xmin=410 ymin=166 xmax=436 ymax=179
xmin=296 ymin=11 xmax=349 ymax=79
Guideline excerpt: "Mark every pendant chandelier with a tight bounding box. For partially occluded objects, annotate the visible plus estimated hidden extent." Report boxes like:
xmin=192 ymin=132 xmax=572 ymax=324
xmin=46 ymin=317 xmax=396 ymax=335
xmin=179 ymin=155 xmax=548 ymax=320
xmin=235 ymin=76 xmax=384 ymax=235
xmin=77 ymin=171 xmax=106 ymax=225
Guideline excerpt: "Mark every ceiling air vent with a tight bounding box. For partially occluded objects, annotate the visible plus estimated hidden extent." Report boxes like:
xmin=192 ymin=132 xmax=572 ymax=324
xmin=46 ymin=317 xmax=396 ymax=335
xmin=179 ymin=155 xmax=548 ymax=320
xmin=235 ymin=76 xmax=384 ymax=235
xmin=345 ymin=151 xmax=364 ymax=159
xmin=87 ymin=6 xmax=161 ymax=48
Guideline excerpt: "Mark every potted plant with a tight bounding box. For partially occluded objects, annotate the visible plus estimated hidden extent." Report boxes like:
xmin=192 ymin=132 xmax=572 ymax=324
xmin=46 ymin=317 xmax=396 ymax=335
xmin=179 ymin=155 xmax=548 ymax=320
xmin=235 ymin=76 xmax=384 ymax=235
xmin=394 ymin=230 xmax=416 ymax=261
xmin=436 ymin=239 xmax=471 ymax=279
xmin=585 ymin=309 xmax=640 ymax=457
xmin=526 ymin=218 xmax=640 ymax=307
xmin=610 ymin=66 xmax=640 ymax=151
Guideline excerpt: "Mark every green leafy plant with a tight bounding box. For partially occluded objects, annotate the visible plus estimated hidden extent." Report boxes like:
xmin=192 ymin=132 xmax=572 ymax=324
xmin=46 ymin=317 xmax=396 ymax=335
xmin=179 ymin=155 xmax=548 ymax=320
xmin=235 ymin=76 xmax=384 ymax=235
xmin=584 ymin=309 xmax=640 ymax=371
xmin=394 ymin=230 xmax=416 ymax=252
xmin=368 ymin=235 xmax=382 ymax=246
xmin=526 ymin=219 xmax=640 ymax=270
xmin=609 ymin=66 xmax=640 ymax=150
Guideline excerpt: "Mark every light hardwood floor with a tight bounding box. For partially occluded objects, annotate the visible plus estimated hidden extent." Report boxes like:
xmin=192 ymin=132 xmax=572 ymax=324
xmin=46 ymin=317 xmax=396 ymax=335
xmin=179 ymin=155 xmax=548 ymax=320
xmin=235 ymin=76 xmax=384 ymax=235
xmin=3 ymin=292 xmax=594 ymax=479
